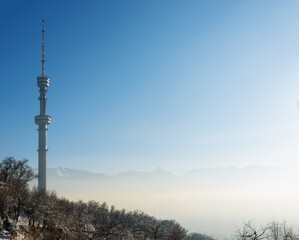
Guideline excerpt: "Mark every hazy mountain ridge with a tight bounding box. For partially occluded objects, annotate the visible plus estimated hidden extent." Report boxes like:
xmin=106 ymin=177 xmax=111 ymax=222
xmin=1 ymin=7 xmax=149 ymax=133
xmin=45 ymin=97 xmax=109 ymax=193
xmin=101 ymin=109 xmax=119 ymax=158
xmin=42 ymin=165 xmax=299 ymax=182
xmin=37 ymin=165 xmax=299 ymax=193
xmin=39 ymin=166 xmax=178 ymax=180
xmin=47 ymin=167 xmax=107 ymax=179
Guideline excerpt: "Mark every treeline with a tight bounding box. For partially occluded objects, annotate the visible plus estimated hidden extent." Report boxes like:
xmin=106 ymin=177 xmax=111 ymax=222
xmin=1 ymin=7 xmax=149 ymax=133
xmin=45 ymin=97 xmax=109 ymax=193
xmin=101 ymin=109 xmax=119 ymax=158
xmin=0 ymin=157 xmax=211 ymax=240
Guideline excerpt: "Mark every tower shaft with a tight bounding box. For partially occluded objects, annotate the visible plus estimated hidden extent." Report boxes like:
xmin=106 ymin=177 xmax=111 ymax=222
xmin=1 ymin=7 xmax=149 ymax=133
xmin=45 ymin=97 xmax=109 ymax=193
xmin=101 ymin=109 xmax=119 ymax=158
xmin=38 ymin=124 xmax=48 ymax=190
xmin=35 ymin=77 xmax=51 ymax=191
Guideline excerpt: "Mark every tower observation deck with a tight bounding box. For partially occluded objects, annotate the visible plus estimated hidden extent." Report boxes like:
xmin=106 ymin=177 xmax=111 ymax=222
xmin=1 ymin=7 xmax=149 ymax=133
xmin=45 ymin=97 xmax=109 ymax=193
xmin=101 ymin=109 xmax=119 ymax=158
xmin=35 ymin=20 xmax=51 ymax=191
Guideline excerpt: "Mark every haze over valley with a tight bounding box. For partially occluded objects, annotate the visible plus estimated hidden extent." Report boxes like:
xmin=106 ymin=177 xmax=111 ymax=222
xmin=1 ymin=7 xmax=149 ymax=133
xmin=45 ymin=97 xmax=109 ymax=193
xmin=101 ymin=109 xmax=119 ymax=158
xmin=31 ymin=165 xmax=299 ymax=238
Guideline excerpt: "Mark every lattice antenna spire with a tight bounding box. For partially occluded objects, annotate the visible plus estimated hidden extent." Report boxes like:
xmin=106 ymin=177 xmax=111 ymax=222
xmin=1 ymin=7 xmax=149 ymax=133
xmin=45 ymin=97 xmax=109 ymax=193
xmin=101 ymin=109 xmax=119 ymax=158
xmin=42 ymin=20 xmax=45 ymax=76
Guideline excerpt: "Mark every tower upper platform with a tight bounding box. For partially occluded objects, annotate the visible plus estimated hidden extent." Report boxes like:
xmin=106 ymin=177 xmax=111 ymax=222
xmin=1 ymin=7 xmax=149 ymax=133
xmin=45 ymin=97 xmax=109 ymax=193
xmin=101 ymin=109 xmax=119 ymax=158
xmin=37 ymin=75 xmax=50 ymax=88
xmin=35 ymin=115 xmax=51 ymax=125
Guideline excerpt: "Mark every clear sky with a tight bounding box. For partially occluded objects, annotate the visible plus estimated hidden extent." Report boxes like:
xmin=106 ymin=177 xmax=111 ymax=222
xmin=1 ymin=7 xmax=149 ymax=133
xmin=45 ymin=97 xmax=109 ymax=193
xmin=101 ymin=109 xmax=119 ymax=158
xmin=1 ymin=0 xmax=299 ymax=174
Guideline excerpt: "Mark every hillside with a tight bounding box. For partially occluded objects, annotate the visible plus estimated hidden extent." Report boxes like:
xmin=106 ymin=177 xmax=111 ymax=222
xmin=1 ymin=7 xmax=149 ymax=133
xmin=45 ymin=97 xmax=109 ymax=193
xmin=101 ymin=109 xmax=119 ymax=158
xmin=0 ymin=157 xmax=209 ymax=240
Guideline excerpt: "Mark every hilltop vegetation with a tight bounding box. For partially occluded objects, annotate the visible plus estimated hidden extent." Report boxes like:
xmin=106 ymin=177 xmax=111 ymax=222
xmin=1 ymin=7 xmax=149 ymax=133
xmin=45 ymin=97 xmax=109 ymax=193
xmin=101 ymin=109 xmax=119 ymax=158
xmin=0 ymin=157 xmax=210 ymax=240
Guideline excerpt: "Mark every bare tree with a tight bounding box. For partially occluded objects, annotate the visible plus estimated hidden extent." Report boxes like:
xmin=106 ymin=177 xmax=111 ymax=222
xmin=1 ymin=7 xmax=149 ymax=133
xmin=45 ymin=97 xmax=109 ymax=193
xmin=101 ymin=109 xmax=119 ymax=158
xmin=236 ymin=221 xmax=271 ymax=240
xmin=0 ymin=157 xmax=37 ymax=231
xmin=0 ymin=157 xmax=36 ymax=185
xmin=236 ymin=221 xmax=299 ymax=240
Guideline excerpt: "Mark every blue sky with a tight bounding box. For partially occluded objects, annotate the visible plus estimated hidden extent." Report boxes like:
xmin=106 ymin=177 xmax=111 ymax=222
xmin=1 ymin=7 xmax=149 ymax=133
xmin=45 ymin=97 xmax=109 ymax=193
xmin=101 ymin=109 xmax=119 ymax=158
xmin=1 ymin=0 xmax=299 ymax=174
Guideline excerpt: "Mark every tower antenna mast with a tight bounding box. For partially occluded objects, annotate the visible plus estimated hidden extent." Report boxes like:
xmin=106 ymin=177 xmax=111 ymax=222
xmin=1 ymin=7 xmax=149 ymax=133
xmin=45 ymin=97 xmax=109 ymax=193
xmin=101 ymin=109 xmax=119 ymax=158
xmin=42 ymin=19 xmax=45 ymax=76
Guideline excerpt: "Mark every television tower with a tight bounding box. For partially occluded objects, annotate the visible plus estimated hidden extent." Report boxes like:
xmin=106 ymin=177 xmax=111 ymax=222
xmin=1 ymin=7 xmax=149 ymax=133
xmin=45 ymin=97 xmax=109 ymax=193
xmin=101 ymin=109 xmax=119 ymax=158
xmin=35 ymin=20 xmax=51 ymax=191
